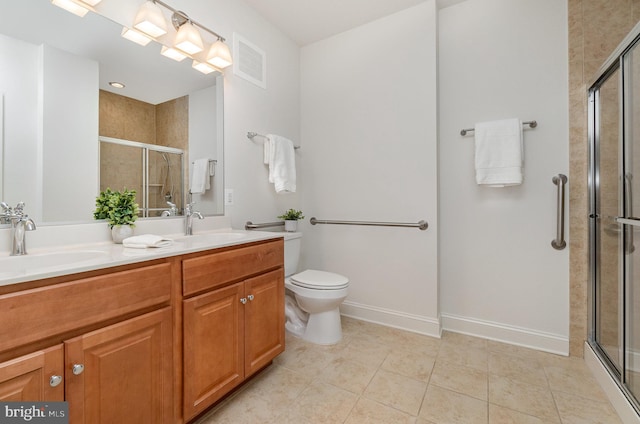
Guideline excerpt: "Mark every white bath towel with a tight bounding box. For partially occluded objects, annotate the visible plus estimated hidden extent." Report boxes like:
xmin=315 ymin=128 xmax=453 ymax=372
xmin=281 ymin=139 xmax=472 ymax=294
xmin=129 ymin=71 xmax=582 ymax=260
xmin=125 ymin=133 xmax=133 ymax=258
xmin=263 ymin=137 xmax=271 ymax=165
xmin=123 ymin=234 xmax=173 ymax=249
xmin=474 ymin=118 xmax=523 ymax=187
xmin=190 ymin=158 xmax=211 ymax=194
xmin=267 ymin=134 xmax=296 ymax=193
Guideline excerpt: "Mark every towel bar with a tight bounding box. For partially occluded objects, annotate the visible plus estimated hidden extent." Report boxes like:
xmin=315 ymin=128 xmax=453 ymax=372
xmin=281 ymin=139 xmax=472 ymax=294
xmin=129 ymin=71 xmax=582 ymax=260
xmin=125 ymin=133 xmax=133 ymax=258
xmin=247 ymin=132 xmax=300 ymax=149
xmin=460 ymin=120 xmax=537 ymax=136
xmin=310 ymin=217 xmax=428 ymax=231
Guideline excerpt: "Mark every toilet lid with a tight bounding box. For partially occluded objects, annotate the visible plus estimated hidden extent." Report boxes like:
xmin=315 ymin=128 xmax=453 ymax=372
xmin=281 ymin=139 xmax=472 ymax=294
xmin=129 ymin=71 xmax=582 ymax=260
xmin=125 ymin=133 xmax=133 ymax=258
xmin=290 ymin=269 xmax=349 ymax=290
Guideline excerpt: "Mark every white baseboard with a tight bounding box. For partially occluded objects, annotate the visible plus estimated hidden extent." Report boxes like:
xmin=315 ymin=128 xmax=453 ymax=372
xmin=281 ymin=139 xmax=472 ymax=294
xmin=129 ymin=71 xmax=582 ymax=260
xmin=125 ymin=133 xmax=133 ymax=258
xmin=585 ymin=342 xmax=640 ymax=424
xmin=441 ymin=313 xmax=569 ymax=356
xmin=340 ymin=300 xmax=441 ymax=338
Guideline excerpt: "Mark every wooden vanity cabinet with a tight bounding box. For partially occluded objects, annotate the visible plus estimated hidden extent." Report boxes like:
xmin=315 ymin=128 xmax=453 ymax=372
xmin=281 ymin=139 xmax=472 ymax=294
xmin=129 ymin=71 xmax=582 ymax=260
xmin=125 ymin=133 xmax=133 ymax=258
xmin=0 ymin=237 xmax=285 ymax=424
xmin=0 ymin=260 xmax=176 ymax=424
xmin=65 ymin=307 xmax=173 ymax=424
xmin=0 ymin=345 xmax=64 ymax=402
xmin=182 ymin=240 xmax=285 ymax=421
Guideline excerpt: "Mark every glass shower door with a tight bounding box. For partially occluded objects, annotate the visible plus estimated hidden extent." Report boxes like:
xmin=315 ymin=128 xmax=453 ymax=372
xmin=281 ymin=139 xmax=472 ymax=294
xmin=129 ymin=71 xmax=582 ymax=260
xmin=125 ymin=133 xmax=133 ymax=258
xmin=593 ymin=65 xmax=623 ymax=374
xmin=624 ymin=39 xmax=640 ymax=400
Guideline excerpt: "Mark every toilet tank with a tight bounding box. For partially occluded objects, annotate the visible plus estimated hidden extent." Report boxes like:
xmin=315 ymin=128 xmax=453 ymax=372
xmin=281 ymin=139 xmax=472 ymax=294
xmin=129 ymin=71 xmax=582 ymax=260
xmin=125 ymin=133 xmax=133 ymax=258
xmin=283 ymin=232 xmax=302 ymax=277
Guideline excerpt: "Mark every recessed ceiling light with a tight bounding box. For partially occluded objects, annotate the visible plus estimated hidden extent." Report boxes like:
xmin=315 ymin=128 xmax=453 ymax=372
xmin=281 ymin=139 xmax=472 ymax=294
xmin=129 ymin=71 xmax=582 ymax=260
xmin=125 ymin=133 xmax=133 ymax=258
xmin=109 ymin=82 xmax=125 ymax=89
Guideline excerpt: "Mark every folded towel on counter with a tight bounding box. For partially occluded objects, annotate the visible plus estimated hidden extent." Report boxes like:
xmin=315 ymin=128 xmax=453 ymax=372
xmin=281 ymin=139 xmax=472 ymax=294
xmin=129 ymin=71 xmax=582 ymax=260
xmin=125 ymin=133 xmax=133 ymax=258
xmin=266 ymin=134 xmax=296 ymax=193
xmin=474 ymin=118 xmax=523 ymax=187
xmin=123 ymin=234 xmax=173 ymax=249
xmin=190 ymin=158 xmax=211 ymax=195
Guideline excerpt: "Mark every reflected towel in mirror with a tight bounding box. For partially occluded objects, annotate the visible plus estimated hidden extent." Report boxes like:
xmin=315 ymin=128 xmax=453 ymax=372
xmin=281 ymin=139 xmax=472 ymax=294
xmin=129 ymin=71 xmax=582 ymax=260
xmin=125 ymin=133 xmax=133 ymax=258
xmin=190 ymin=158 xmax=211 ymax=194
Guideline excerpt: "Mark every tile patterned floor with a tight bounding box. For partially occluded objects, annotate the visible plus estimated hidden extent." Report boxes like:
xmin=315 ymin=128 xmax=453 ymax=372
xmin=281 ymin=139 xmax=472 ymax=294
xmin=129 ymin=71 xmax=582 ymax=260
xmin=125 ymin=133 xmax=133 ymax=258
xmin=194 ymin=317 xmax=623 ymax=424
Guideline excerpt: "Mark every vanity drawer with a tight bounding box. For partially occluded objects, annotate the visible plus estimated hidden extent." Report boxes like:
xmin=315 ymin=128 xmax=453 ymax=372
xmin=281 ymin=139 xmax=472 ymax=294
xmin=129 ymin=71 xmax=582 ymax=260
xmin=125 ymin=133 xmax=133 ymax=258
xmin=0 ymin=262 xmax=172 ymax=354
xmin=182 ymin=239 xmax=283 ymax=296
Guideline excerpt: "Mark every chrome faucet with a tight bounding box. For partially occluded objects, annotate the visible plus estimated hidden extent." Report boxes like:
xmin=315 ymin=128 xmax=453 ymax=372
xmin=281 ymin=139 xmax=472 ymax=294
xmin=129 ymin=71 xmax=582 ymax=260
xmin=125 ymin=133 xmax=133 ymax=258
xmin=1 ymin=202 xmax=37 ymax=256
xmin=184 ymin=202 xmax=204 ymax=235
xmin=161 ymin=201 xmax=178 ymax=217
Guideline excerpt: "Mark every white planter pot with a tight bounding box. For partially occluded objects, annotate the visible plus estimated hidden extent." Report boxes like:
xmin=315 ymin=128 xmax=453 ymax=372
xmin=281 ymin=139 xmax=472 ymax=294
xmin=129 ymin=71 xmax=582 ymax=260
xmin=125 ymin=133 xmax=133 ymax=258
xmin=284 ymin=220 xmax=298 ymax=232
xmin=111 ymin=225 xmax=133 ymax=243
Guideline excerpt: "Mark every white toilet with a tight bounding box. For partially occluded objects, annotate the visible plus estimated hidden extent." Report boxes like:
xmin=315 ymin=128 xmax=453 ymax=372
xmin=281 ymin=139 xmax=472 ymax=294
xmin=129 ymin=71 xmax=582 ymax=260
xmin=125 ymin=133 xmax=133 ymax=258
xmin=283 ymin=232 xmax=349 ymax=345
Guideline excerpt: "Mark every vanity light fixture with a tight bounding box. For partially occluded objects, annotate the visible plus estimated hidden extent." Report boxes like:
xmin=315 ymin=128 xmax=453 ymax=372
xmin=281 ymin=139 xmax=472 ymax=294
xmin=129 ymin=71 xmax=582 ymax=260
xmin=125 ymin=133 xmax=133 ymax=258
xmin=133 ymin=0 xmax=168 ymax=38
xmin=51 ymin=0 xmax=101 ymax=17
xmin=121 ymin=27 xmax=153 ymax=46
xmin=192 ymin=60 xmax=219 ymax=75
xmin=161 ymin=46 xmax=188 ymax=62
xmin=109 ymin=81 xmax=125 ymax=89
xmin=119 ymin=0 xmax=232 ymax=75
xmin=173 ymin=15 xmax=204 ymax=55
xmin=206 ymin=39 xmax=233 ymax=69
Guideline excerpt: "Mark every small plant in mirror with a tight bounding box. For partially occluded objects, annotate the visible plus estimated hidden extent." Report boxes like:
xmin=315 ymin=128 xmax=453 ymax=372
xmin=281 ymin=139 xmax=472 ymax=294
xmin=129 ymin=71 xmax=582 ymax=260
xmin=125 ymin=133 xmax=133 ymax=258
xmin=93 ymin=188 xmax=139 ymax=228
xmin=278 ymin=209 xmax=305 ymax=221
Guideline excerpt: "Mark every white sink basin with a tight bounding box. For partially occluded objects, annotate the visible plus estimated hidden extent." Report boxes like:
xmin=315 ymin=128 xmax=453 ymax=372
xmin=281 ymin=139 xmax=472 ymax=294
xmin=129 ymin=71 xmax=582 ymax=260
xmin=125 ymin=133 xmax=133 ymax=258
xmin=0 ymin=250 xmax=110 ymax=275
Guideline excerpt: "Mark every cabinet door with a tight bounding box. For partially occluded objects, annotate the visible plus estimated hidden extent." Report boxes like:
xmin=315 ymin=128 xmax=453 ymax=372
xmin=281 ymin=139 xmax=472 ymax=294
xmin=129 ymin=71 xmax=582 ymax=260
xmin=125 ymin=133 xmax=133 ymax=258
xmin=65 ymin=308 xmax=173 ymax=424
xmin=244 ymin=268 xmax=285 ymax=377
xmin=183 ymin=282 xmax=244 ymax=420
xmin=0 ymin=345 xmax=64 ymax=401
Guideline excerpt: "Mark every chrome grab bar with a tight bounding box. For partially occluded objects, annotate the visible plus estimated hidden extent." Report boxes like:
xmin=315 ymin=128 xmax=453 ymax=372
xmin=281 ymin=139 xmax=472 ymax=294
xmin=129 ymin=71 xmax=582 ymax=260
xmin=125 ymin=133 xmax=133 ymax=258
xmin=245 ymin=221 xmax=285 ymax=230
xmin=310 ymin=217 xmax=428 ymax=231
xmin=551 ymin=174 xmax=568 ymax=250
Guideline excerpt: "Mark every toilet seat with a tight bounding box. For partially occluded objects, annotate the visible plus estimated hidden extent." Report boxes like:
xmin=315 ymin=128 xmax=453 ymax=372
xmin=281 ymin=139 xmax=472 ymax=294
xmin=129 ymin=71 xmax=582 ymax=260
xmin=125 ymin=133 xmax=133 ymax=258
xmin=289 ymin=269 xmax=349 ymax=290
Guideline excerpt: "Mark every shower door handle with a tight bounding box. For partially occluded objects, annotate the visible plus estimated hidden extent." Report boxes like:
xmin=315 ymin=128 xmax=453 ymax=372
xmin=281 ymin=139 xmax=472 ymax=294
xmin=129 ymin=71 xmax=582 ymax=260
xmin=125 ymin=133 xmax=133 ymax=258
xmin=616 ymin=217 xmax=640 ymax=226
xmin=625 ymin=173 xmax=635 ymax=253
xmin=552 ymin=174 xmax=568 ymax=250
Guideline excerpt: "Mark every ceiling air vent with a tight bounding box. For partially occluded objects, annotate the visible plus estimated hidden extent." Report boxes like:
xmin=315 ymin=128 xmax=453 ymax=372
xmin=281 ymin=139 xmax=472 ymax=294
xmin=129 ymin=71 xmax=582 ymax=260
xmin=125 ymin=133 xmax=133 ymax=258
xmin=233 ymin=33 xmax=266 ymax=89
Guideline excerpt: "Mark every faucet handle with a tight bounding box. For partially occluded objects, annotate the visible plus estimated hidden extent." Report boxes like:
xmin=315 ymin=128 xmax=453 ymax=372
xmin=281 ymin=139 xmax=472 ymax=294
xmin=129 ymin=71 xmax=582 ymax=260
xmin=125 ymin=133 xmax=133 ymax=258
xmin=0 ymin=202 xmax=11 ymax=214
xmin=14 ymin=202 xmax=25 ymax=214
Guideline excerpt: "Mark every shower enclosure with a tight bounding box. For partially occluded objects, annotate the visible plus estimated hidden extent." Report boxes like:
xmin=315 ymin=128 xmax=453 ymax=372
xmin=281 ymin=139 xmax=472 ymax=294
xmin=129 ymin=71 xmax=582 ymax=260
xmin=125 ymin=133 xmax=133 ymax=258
xmin=589 ymin=24 xmax=640 ymax=412
xmin=99 ymin=136 xmax=185 ymax=217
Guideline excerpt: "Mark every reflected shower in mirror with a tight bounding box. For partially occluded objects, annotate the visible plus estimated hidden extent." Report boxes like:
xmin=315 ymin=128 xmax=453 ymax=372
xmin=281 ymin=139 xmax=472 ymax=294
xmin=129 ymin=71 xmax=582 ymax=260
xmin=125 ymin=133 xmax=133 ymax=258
xmin=0 ymin=0 xmax=224 ymax=226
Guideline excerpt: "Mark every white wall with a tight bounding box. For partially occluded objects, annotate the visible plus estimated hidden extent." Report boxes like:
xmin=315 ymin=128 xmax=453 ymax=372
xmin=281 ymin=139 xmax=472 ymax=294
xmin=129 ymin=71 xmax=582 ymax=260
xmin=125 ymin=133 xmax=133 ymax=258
xmin=42 ymin=45 xmax=99 ymax=223
xmin=167 ymin=1 xmax=301 ymax=229
xmin=438 ymin=0 xmax=570 ymax=353
xmin=0 ymin=34 xmax=39 ymax=213
xmin=300 ymin=2 xmax=440 ymax=335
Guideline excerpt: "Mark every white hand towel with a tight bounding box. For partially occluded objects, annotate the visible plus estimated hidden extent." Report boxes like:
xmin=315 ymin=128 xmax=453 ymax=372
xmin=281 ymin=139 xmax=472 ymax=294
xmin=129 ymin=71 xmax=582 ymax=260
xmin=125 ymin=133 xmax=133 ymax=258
xmin=190 ymin=158 xmax=210 ymax=194
xmin=267 ymin=134 xmax=296 ymax=193
xmin=123 ymin=234 xmax=173 ymax=249
xmin=474 ymin=118 xmax=523 ymax=187
xmin=263 ymin=137 xmax=271 ymax=165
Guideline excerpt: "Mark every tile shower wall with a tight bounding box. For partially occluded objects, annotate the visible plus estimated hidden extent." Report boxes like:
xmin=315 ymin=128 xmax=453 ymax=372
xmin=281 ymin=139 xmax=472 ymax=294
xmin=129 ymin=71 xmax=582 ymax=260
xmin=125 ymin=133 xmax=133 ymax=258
xmin=98 ymin=91 xmax=188 ymax=214
xmin=568 ymin=0 xmax=640 ymax=357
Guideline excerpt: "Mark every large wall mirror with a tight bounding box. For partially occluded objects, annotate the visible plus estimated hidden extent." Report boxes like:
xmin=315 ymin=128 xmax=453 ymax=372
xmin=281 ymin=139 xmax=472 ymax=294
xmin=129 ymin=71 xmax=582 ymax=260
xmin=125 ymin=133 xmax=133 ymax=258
xmin=0 ymin=0 xmax=224 ymax=226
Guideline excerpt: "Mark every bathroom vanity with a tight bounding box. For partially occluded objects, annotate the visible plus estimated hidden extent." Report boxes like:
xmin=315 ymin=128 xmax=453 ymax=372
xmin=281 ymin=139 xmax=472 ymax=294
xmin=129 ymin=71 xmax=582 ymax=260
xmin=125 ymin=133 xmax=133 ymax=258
xmin=0 ymin=232 xmax=285 ymax=424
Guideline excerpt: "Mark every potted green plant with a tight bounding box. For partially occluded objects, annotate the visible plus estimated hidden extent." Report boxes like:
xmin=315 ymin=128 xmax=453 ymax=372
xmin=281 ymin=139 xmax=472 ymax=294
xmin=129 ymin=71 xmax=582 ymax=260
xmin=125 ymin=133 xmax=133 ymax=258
xmin=278 ymin=209 xmax=304 ymax=232
xmin=94 ymin=188 xmax=139 ymax=243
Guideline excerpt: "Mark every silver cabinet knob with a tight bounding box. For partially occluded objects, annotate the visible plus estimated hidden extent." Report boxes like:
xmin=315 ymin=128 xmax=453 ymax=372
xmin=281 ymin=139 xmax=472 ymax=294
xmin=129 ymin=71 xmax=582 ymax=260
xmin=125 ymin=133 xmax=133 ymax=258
xmin=240 ymin=298 xmax=247 ymax=304
xmin=72 ymin=364 xmax=84 ymax=375
xmin=247 ymin=294 xmax=254 ymax=301
xmin=49 ymin=375 xmax=62 ymax=387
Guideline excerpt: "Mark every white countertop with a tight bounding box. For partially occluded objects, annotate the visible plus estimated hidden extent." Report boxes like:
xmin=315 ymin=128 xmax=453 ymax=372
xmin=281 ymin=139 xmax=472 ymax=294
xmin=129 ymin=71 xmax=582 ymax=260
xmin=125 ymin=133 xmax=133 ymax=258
xmin=0 ymin=229 xmax=284 ymax=287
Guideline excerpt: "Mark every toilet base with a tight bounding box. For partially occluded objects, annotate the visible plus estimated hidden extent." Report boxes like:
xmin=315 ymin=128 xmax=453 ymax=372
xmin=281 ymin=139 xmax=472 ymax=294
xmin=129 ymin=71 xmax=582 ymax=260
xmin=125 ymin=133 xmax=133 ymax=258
xmin=302 ymin=307 xmax=343 ymax=345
